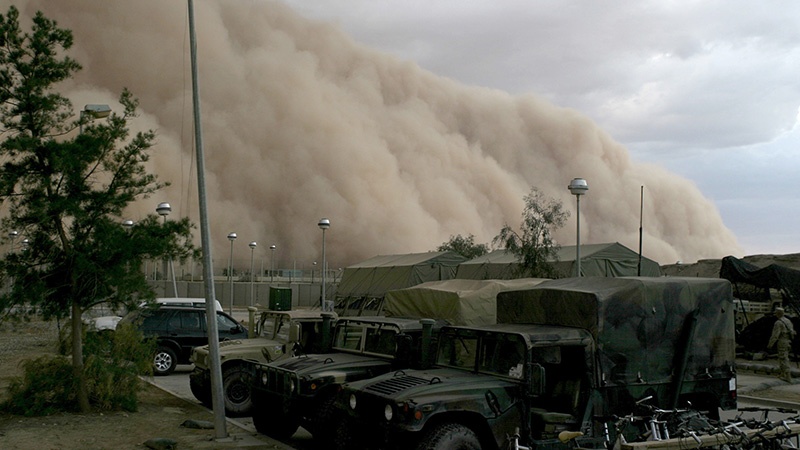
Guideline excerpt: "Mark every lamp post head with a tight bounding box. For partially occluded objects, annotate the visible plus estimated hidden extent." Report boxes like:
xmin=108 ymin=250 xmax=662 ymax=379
xmin=156 ymin=202 xmax=171 ymax=217
xmin=249 ymin=241 xmax=257 ymax=250
xmin=122 ymin=219 xmax=134 ymax=229
xmin=227 ymin=232 xmax=237 ymax=241
xmin=318 ymin=218 xmax=330 ymax=230
xmin=568 ymin=178 xmax=589 ymax=196
xmin=313 ymin=261 xmax=317 ymax=266
xmin=270 ymin=244 xmax=276 ymax=250
xmin=83 ymin=104 xmax=112 ymax=119
xmin=9 ymin=230 xmax=18 ymax=239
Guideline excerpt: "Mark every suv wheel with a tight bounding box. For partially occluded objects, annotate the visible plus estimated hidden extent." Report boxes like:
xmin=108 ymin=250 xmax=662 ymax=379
xmin=223 ymin=365 xmax=255 ymax=416
xmin=153 ymin=346 xmax=177 ymax=375
xmin=417 ymin=423 xmax=480 ymax=450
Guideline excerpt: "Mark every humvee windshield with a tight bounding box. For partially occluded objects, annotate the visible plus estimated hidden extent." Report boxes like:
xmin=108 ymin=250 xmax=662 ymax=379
xmin=332 ymin=321 xmax=399 ymax=357
xmin=260 ymin=313 xmax=291 ymax=340
xmin=437 ymin=329 xmax=527 ymax=379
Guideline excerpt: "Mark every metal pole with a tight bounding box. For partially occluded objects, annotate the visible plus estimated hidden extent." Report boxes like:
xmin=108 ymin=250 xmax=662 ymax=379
xmin=576 ymin=194 xmax=581 ymax=277
xmin=321 ymin=228 xmax=326 ymax=310
xmin=228 ymin=237 xmax=235 ymax=314
xmin=187 ymin=0 xmax=226 ymax=437
xmin=638 ymin=185 xmax=644 ymax=277
xmin=270 ymin=245 xmax=276 ymax=283
xmin=249 ymin=243 xmax=256 ymax=307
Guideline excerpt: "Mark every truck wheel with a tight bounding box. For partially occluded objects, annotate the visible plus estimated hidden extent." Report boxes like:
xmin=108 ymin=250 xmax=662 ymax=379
xmin=189 ymin=375 xmax=211 ymax=407
xmin=252 ymin=405 xmax=300 ymax=439
xmin=222 ymin=365 xmax=254 ymax=417
xmin=417 ymin=423 xmax=480 ymax=450
xmin=310 ymin=392 xmax=337 ymax=441
xmin=153 ymin=346 xmax=176 ymax=376
xmin=331 ymin=414 xmax=357 ymax=450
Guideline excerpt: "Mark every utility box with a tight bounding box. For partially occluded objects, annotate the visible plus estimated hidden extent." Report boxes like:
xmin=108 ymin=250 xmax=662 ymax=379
xmin=269 ymin=287 xmax=292 ymax=311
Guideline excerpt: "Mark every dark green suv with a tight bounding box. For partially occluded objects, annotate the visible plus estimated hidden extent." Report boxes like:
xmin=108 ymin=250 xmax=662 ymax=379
xmin=120 ymin=305 xmax=247 ymax=375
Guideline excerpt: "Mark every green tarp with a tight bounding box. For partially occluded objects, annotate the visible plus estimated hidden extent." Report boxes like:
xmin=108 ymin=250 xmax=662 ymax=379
xmin=497 ymin=277 xmax=735 ymax=386
xmin=335 ymin=251 xmax=468 ymax=300
xmin=455 ymin=242 xmax=662 ymax=279
xmin=383 ymin=278 xmax=549 ymax=326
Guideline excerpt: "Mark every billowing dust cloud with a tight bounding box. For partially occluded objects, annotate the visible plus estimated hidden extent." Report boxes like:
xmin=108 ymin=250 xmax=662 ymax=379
xmin=16 ymin=0 xmax=741 ymax=269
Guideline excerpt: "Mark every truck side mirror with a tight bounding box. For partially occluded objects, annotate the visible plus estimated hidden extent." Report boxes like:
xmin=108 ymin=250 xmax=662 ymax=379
xmin=530 ymin=363 xmax=546 ymax=395
xmin=289 ymin=322 xmax=301 ymax=343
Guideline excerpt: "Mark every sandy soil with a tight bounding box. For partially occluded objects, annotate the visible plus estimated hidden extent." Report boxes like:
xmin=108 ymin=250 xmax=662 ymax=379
xmin=0 ymin=319 xmax=275 ymax=450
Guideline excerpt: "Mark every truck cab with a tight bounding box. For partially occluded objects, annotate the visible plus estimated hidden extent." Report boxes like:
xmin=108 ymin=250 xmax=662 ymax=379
xmin=334 ymin=277 xmax=738 ymax=450
xmin=188 ymin=309 xmax=335 ymax=416
xmin=250 ymin=316 xmax=444 ymax=442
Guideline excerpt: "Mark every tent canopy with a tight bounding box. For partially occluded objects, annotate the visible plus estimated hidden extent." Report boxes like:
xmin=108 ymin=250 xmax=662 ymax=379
xmin=383 ymin=278 xmax=549 ymax=326
xmin=455 ymin=242 xmax=662 ymax=279
xmin=720 ymin=255 xmax=800 ymax=308
xmin=336 ymin=251 xmax=468 ymax=300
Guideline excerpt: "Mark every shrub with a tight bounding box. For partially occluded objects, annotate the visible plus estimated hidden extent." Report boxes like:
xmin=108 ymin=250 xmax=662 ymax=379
xmin=2 ymin=322 xmax=155 ymax=415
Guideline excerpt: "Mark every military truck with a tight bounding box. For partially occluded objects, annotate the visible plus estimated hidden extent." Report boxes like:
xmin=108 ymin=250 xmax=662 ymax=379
xmin=250 ymin=316 xmax=445 ymax=442
xmin=334 ymin=277 xmax=737 ymax=450
xmin=188 ymin=308 xmax=335 ymax=416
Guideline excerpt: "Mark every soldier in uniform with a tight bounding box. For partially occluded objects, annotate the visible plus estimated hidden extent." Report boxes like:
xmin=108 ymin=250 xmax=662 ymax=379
xmin=768 ymin=307 xmax=796 ymax=382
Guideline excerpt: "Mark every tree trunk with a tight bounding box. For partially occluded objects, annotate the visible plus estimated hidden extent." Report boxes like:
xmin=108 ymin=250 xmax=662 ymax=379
xmin=71 ymin=298 xmax=90 ymax=412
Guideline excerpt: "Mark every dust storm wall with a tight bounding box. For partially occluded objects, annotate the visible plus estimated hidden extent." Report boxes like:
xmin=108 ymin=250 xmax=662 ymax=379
xmin=13 ymin=0 xmax=742 ymax=268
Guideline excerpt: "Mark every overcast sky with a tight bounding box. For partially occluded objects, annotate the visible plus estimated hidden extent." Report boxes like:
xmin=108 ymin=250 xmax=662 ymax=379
xmin=281 ymin=0 xmax=800 ymax=257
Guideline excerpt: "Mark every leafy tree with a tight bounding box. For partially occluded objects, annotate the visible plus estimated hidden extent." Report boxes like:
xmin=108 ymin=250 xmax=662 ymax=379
xmin=493 ymin=187 xmax=569 ymax=278
xmin=0 ymin=6 xmax=194 ymax=413
xmin=436 ymin=234 xmax=489 ymax=260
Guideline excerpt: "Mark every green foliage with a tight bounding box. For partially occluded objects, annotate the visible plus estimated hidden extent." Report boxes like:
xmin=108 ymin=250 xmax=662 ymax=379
xmin=0 ymin=4 xmax=196 ymax=319
xmin=0 ymin=5 xmax=195 ymax=411
xmin=493 ymin=187 xmax=569 ymax=278
xmin=3 ymin=356 xmax=76 ymax=416
xmin=3 ymin=323 xmax=155 ymax=415
xmin=436 ymin=234 xmax=489 ymax=260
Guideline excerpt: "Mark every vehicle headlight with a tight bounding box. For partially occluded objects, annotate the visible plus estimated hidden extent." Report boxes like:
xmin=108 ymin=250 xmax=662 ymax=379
xmin=349 ymin=394 xmax=357 ymax=410
xmin=384 ymin=404 xmax=393 ymax=421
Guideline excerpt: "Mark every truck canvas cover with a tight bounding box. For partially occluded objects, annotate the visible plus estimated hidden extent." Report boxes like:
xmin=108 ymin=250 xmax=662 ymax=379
xmin=496 ymin=277 xmax=735 ymax=386
xmin=383 ymin=278 xmax=549 ymax=326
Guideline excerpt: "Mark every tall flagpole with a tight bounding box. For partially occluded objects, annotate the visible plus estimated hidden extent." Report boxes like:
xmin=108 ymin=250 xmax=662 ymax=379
xmin=638 ymin=185 xmax=644 ymax=277
xmin=188 ymin=0 xmax=227 ymax=437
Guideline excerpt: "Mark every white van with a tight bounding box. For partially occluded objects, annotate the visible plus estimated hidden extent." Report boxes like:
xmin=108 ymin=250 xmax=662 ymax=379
xmin=150 ymin=297 xmax=223 ymax=311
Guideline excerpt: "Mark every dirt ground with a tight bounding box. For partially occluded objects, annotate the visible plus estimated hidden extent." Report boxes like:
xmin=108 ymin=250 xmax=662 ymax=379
xmin=0 ymin=319 xmax=277 ymax=450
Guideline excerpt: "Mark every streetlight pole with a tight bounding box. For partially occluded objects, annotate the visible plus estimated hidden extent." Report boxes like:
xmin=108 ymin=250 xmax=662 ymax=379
xmin=227 ymin=232 xmax=237 ymax=314
xmin=311 ymin=261 xmax=317 ymax=284
xmin=188 ymin=0 xmax=226 ymax=437
xmin=270 ymin=245 xmax=276 ymax=283
xmin=156 ymin=202 xmax=178 ymax=297
xmin=7 ymin=230 xmax=18 ymax=292
xmin=318 ymin=218 xmax=330 ymax=311
xmin=568 ymin=178 xmax=589 ymax=277
xmin=249 ymin=241 xmax=257 ymax=307
xmin=8 ymin=230 xmax=18 ymax=254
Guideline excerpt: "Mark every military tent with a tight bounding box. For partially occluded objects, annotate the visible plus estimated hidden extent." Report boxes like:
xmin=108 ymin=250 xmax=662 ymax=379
xmin=720 ymin=255 xmax=800 ymax=307
xmin=383 ymin=278 xmax=549 ymax=326
xmin=455 ymin=242 xmax=662 ymax=279
xmin=334 ymin=252 xmax=467 ymax=316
